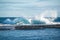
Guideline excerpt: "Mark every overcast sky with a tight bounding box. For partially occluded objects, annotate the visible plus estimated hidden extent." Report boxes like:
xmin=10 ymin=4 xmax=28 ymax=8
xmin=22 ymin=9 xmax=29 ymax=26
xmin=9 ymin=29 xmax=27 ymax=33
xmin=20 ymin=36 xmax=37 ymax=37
xmin=0 ymin=0 xmax=60 ymax=17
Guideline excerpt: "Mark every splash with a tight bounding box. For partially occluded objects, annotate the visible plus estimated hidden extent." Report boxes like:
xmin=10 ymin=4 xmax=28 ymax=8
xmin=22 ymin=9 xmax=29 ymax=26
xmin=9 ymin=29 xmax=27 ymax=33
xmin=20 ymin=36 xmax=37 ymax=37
xmin=41 ymin=10 xmax=57 ymax=24
xmin=35 ymin=10 xmax=57 ymax=24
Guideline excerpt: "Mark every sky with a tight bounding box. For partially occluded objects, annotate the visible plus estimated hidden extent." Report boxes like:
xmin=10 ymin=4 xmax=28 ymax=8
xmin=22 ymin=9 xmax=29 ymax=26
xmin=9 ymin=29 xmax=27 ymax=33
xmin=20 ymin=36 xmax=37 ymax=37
xmin=0 ymin=0 xmax=60 ymax=17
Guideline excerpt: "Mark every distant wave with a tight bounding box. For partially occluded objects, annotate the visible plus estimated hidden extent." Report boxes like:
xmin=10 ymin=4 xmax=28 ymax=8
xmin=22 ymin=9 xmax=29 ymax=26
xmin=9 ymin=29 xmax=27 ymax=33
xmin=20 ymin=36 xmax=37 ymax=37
xmin=0 ymin=17 xmax=60 ymax=24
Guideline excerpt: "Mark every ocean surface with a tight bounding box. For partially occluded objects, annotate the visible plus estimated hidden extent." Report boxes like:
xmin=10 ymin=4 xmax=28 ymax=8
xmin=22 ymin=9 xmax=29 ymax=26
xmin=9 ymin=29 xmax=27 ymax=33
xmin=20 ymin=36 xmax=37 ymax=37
xmin=0 ymin=28 xmax=60 ymax=40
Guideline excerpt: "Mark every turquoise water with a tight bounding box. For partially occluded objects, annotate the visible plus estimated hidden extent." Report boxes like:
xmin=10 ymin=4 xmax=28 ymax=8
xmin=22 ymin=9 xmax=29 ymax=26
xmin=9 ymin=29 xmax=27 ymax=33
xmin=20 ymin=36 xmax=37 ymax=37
xmin=0 ymin=28 xmax=60 ymax=40
xmin=0 ymin=17 xmax=60 ymax=24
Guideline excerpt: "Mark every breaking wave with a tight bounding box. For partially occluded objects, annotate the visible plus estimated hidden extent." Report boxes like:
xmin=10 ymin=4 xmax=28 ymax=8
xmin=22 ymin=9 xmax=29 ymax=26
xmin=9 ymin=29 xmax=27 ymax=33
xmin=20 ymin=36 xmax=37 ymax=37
xmin=0 ymin=10 xmax=59 ymax=25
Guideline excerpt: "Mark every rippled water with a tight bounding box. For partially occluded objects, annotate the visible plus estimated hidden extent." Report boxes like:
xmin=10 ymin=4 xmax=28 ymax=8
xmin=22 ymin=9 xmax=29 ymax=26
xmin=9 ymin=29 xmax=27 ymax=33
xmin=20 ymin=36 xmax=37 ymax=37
xmin=0 ymin=28 xmax=60 ymax=40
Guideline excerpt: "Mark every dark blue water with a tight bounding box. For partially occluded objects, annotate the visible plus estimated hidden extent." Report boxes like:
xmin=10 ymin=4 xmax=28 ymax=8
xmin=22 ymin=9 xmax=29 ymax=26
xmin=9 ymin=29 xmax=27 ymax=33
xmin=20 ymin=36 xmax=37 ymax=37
xmin=0 ymin=28 xmax=60 ymax=40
